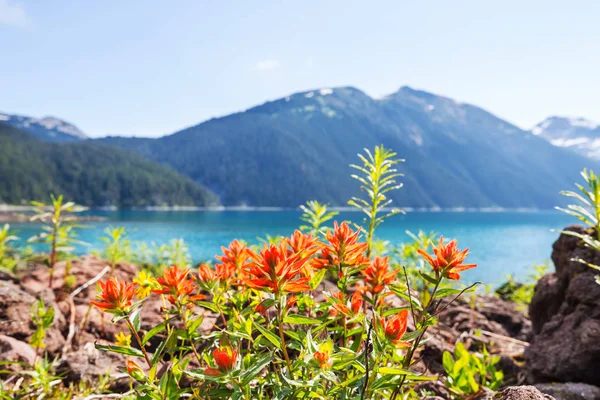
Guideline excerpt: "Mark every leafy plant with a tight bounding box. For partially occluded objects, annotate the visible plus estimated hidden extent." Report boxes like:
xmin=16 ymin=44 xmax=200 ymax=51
xmin=29 ymin=299 xmax=55 ymax=352
xmin=299 ymin=200 xmax=338 ymax=236
xmin=28 ymin=194 xmax=87 ymax=287
xmin=557 ymin=169 xmax=600 ymax=282
xmin=99 ymin=226 xmax=132 ymax=272
xmin=443 ymin=342 xmax=504 ymax=397
xmin=495 ymin=263 xmax=549 ymax=310
xmin=0 ymin=224 xmax=19 ymax=273
xmin=349 ymin=145 xmax=405 ymax=256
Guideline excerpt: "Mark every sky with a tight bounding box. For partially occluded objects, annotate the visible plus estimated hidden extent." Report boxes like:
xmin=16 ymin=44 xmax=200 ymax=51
xmin=1 ymin=1 xmax=599 ymax=138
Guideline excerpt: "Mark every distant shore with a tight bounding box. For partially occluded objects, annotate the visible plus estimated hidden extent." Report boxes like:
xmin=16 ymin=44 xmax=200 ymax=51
xmin=0 ymin=203 xmax=546 ymax=220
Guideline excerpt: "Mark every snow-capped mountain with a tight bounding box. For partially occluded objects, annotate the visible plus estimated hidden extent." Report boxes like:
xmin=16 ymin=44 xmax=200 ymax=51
xmin=532 ymin=116 xmax=600 ymax=160
xmin=0 ymin=112 xmax=87 ymax=142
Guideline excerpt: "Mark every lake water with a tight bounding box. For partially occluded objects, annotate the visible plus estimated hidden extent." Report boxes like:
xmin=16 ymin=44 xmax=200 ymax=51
xmin=9 ymin=210 xmax=574 ymax=286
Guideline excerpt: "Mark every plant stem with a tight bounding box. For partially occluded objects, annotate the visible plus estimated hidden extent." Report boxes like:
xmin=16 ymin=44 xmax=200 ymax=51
xmin=48 ymin=225 xmax=57 ymax=288
xmin=179 ymin=306 xmax=203 ymax=365
xmin=276 ymin=301 xmax=293 ymax=376
xmin=125 ymin=318 xmax=152 ymax=368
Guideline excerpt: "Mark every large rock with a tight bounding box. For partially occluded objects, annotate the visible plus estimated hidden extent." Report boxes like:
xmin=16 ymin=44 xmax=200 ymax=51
xmin=0 ymin=280 xmax=66 ymax=356
xmin=0 ymin=335 xmax=36 ymax=372
xmin=56 ymin=342 xmax=130 ymax=391
xmin=526 ymin=226 xmax=600 ymax=384
xmin=494 ymin=386 xmax=554 ymax=399
xmin=535 ymin=383 xmax=600 ymax=400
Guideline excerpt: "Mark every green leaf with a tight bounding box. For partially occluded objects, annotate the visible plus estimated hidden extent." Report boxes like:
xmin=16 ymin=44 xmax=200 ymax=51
xmin=142 ymin=321 xmax=167 ymax=345
xmin=197 ymin=301 xmax=219 ymax=313
xmin=378 ymin=367 xmax=412 ymax=375
xmin=253 ymin=321 xmax=282 ymax=349
xmin=129 ymin=308 xmax=141 ymax=332
xmin=240 ymin=354 xmax=272 ymax=385
xmin=95 ymin=343 xmax=145 ymax=358
xmin=283 ymin=314 xmax=321 ymax=325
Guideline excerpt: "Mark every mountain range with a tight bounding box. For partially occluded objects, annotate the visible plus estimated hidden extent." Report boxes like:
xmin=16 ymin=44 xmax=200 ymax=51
xmin=532 ymin=116 xmax=600 ymax=160
xmin=2 ymin=86 xmax=598 ymax=208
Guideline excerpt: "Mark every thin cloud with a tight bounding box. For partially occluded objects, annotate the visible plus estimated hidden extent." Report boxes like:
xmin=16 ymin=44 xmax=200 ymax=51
xmin=0 ymin=0 xmax=32 ymax=28
xmin=256 ymin=59 xmax=281 ymax=72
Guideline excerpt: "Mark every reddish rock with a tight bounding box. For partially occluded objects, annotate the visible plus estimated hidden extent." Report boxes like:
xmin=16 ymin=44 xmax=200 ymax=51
xmin=0 ymin=335 xmax=36 ymax=372
xmin=526 ymin=226 xmax=600 ymax=385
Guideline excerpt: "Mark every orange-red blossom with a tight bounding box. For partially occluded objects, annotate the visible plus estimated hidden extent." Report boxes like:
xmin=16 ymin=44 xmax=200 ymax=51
xmin=152 ymin=265 xmax=204 ymax=304
xmin=314 ymin=222 xmax=369 ymax=270
xmin=205 ymin=347 xmax=238 ymax=375
xmin=215 ymin=239 xmax=249 ymax=281
xmin=314 ymin=350 xmax=331 ymax=369
xmin=418 ymin=236 xmax=477 ymax=280
xmin=329 ymin=290 xmax=363 ymax=317
xmin=244 ymin=239 xmax=314 ymax=295
xmin=91 ymin=278 xmax=136 ymax=314
xmin=362 ymin=256 xmax=397 ymax=294
xmin=378 ymin=309 xmax=409 ymax=347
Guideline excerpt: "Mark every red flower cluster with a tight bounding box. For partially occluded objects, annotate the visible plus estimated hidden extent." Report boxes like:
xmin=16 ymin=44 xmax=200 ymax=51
xmin=362 ymin=256 xmax=397 ymax=294
xmin=205 ymin=347 xmax=238 ymax=376
xmin=418 ymin=236 xmax=477 ymax=280
xmin=153 ymin=265 xmax=204 ymax=304
xmin=314 ymin=222 xmax=369 ymax=270
xmin=91 ymin=278 xmax=136 ymax=314
xmin=314 ymin=349 xmax=331 ymax=369
xmin=215 ymin=240 xmax=249 ymax=281
xmin=328 ymin=290 xmax=363 ymax=317
xmin=378 ymin=309 xmax=409 ymax=347
xmin=243 ymin=232 xmax=317 ymax=295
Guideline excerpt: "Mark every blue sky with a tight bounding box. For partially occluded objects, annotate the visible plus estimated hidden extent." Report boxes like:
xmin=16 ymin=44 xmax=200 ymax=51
xmin=1 ymin=1 xmax=599 ymax=137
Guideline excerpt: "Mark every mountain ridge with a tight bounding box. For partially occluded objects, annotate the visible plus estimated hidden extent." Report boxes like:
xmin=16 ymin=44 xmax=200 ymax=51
xmin=98 ymin=86 xmax=599 ymax=209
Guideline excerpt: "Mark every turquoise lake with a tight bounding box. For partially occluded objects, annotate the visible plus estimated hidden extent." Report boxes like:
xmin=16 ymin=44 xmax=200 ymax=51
xmin=9 ymin=210 xmax=574 ymax=286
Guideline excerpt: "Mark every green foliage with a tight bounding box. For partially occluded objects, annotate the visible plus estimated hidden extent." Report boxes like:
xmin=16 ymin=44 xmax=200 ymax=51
xmin=131 ymin=239 xmax=192 ymax=274
xmin=557 ymin=168 xmax=600 ymax=236
xmin=28 ymin=194 xmax=87 ymax=287
xmin=443 ymin=343 xmax=504 ymax=397
xmin=495 ymin=263 xmax=549 ymax=310
xmin=0 ymin=224 xmax=19 ymax=273
xmin=349 ymin=145 xmax=405 ymax=255
xmin=29 ymin=299 xmax=55 ymax=350
xmin=99 ymin=226 xmax=132 ymax=271
xmin=556 ymin=168 xmax=600 ymax=282
xmin=0 ymin=123 xmax=218 ymax=207
xmin=299 ymin=200 xmax=338 ymax=236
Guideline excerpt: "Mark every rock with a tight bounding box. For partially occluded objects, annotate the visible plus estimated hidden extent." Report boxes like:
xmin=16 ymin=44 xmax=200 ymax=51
xmin=472 ymin=387 xmax=495 ymax=399
xmin=0 ymin=335 xmax=36 ymax=372
xmin=0 ymin=280 xmax=66 ymax=356
xmin=493 ymin=386 xmax=555 ymax=399
xmin=56 ymin=342 xmax=130 ymax=391
xmin=21 ymin=256 xmax=139 ymax=301
xmin=414 ymin=381 xmax=452 ymax=399
xmin=526 ymin=226 xmax=600 ymax=384
xmin=535 ymin=383 xmax=600 ymax=400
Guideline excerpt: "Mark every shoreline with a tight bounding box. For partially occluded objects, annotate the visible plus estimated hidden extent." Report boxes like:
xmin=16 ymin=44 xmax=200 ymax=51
xmin=1 ymin=204 xmax=549 ymax=214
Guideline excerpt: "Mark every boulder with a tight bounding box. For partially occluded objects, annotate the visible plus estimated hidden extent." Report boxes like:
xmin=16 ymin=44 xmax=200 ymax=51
xmin=526 ymin=226 xmax=600 ymax=384
xmin=0 ymin=280 xmax=66 ymax=356
xmin=56 ymin=342 xmax=130 ymax=391
xmin=493 ymin=386 xmax=554 ymax=399
xmin=0 ymin=335 xmax=36 ymax=372
xmin=535 ymin=383 xmax=600 ymax=400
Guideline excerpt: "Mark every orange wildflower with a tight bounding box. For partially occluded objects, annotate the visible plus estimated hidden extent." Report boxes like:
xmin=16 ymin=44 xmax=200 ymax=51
xmin=314 ymin=222 xmax=369 ymax=270
xmin=378 ymin=310 xmax=409 ymax=346
xmin=244 ymin=240 xmax=311 ymax=295
xmin=418 ymin=236 xmax=477 ymax=280
xmin=204 ymin=347 xmax=238 ymax=375
xmin=126 ymin=359 xmax=145 ymax=381
xmin=287 ymin=230 xmax=319 ymax=275
xmin=362 ymin=256 xmax=397 ymax=294
xmin=215 ymin=240 xmax=249 ymax=280
xmin=351 ymin=290 xmax=363 ymax=314
xmin=314 ymin=350 xmax=331 ymax=369
xmin=327 ymin=290 xmax=363 ymax=317
xmin=91 ymin=278 xmax=136 ymax=314
xmin=153 ymin=265 xmax=202 ymax=304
